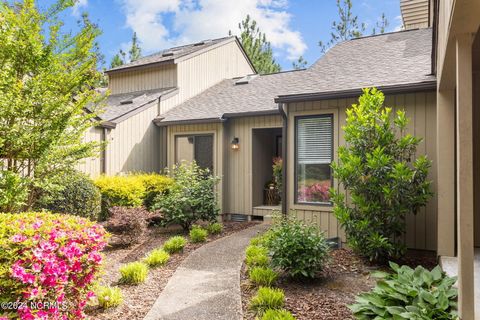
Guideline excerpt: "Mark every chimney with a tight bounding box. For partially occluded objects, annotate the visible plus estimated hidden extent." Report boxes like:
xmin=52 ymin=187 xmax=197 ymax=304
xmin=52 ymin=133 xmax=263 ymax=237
xmin=400 ymin=0 xmax=432 ymax=30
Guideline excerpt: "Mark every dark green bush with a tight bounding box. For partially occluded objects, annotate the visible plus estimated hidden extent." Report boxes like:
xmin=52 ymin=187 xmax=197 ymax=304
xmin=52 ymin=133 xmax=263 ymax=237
xmin=331 ymin=88 xmax=432 ymax=261
xmin=249 ymin=287 xmax=285 ymax=315
xmin=152 ymin=161 xmax=220 ymax=231
xmin=265 ymin=217 xmax=329 ymax=278
xmin=350 ymin=262 xmax=458 ymax=319
xmin=38 ymin=171 xmax=101 ymax=220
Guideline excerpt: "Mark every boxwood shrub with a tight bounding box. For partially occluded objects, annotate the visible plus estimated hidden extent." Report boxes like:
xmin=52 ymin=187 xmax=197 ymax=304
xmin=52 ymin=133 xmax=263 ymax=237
xmin=0 ymin=212 xmax=108 ymax=319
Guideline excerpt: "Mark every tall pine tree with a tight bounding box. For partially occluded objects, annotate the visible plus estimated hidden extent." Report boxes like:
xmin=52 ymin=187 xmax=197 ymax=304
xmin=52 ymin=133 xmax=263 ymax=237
xmin=232 ymin=15 xmax=281 ymax=74
xmin=110 ymin=32 xmax=142 ymax=68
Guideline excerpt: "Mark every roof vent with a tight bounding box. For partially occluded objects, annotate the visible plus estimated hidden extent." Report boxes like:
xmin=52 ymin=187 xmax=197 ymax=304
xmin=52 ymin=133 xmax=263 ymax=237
xmin=162 ymin=51 xmax=174 ymax=57
xmin=193 ymin=41 xmax=205 ymax=46
xmin=120 ymin=99 xmax=133 ymax=105
xmin=235 ymin=74 xmax=259 ymax=85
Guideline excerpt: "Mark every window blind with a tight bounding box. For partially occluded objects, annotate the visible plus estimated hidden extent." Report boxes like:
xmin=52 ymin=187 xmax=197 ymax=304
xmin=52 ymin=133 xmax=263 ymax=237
xmin=296 ymin=116 xmax=333 ymax=165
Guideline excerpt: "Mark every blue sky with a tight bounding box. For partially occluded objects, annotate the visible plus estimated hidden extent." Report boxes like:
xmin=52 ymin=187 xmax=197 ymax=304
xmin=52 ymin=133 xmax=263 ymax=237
xmin=42 ymin=0 xmax=402 ymax=70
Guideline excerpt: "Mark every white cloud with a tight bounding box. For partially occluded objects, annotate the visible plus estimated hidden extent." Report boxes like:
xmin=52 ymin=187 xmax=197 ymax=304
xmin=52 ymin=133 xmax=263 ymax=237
xmin=72 ymin=0 xmax=88 ymax=17
xmin=118 ymin=0 xmax=306 ymax=61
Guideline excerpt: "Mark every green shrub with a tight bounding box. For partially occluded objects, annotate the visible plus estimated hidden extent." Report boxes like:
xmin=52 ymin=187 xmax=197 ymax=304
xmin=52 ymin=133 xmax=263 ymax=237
xmin=265 ymin=217 xmax=329 ymax=278
xmin=261 ymin=309 xmax=296 ymax=320
xmin=350 ymin=262 xmax=458 ymax=319
xmin=246 ymin=245 xmax=269 ymax=268
xmin=119 ymin=262 xmax=149 ymax=284
xmin=38 ymin=171 xmax=101 ymax=220
xmin=249 ymin=287 xmax=285 ymax=315
xmin=206 ymin=222 xmax=223 ymax=235
xmin=95 ymin=175 xmax=145 ymax=216
xmin=0 ymin=170 xmax=28 ymax=212
xmin=331 ymin=88 xmax=432 ymax=262
xmin=152 ymin=161 xmax=220 ymax=230
xmin=249 ymin=267 xmax=278 ymax=287
xmin=144 ymin=249 xmax=170 ymax=268
xmin=95 ymin=285 xmax=123 ymax=308
xmin=190 ymin=225 xmax=208 ymax=243
xmin=250 ymin=231 xmax=273 ymax=247
xmin=163 ymin=236 xmax=187 ymax=254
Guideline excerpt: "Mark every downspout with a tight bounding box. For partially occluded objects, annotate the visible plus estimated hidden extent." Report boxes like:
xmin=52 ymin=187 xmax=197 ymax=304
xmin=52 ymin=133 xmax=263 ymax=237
xmin=279 ymin=103 xmax=288 ymax=216
xmin=102 ymin=128 xmax=108 ymax=174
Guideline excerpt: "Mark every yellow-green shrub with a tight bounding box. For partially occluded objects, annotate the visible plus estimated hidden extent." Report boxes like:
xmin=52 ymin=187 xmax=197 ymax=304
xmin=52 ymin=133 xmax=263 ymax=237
xmin=134 ymin=173 xmax=175 ymax=209
xmin=246 ymin=245 xmax=269 ymax=268
xmin=249 ymin=287 xmax=285 ymax=315
xmin=119 ymin=262 xmax=148 ymax=284
xmin=189 ymin=225 xmax=208 ymax=243
xmin=144 ymin=249 xmax=170 ymax=268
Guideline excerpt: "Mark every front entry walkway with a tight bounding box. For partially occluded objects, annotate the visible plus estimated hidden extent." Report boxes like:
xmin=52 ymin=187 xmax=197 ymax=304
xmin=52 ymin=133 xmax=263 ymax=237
xmin=440 ymin=248 xmax=480 ymax=315
xmin=143 ymin=223 xmax=269 ymax=320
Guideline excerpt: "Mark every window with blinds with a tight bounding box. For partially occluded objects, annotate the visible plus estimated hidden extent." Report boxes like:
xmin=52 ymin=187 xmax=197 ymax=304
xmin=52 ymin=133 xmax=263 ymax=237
xmin=295 ymin=115 xmax=333 ymax=204
xmin=175 ymin=135 xmax=213 ymax=171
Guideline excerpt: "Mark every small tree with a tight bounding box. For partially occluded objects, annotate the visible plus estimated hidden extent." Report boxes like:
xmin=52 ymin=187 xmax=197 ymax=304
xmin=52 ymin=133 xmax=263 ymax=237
xmin=0 ymin=0 xmax=105 ymax=211
xmin=110 ymin=32 xmax=142 ymax=68
xmin=231 ymin=15 xmax=281 ymax=74
xmin=292 ymin=56 xmax=307 ymax=70
xmin=331 ymin=88 xmax=432 ymax=262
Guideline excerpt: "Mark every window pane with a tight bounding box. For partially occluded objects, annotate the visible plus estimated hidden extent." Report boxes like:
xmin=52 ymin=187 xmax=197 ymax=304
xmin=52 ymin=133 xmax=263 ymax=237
xmin=295 ymin=115 xmax=333 ymax=204
xmin=175 ymin=136 xmax=194 ymax=163
xmin=194 ymin=135 xmax=213 ymax=170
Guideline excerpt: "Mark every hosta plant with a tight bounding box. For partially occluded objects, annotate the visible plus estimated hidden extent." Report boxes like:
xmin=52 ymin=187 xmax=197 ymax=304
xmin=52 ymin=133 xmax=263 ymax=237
xmin=331 ymin=88 xmax=432 ymax=261
xmin=350 ymin=262 xmax=458 ymax=319
xmin=0 ymin=212 xmax=108 ymax=319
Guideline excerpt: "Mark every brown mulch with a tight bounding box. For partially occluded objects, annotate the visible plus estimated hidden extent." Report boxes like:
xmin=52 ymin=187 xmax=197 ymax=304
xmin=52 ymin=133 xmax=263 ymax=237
xmin=241 ymin=248 xmax=438 ymax=320
xmin=87 ymin=221 xmax=258 ymax=320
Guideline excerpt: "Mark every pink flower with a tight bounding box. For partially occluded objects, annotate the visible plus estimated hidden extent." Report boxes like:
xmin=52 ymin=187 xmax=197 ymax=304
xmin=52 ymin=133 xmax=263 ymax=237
xmin=11 ymin=234 xmax=27 ymax=243
xmin=32 ymin=220 xmax=43 ymax=230
xmin=87 ymin=252 xmax=102 ymax=264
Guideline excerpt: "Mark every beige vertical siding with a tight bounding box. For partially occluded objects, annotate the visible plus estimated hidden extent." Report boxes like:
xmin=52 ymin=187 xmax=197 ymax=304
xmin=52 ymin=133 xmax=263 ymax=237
xmin=76 ymin=126 xmax=103 ymax=177
xmin=400 ymin=0 xmax=431 ymax=29
xmin=167 ymin=122 xmax=224 ymax=211
xmin=108 ymin=64 xmax=177 ymax=95
xmin=160 ymin=41 xmax=255 ymax=115
xmin=105 ymin=101 xmax=161 ymax=174
xmin=223 ymin=115 xmax=283 ymax=215
xmin=286 ymin=92 xmax=438 ymax=250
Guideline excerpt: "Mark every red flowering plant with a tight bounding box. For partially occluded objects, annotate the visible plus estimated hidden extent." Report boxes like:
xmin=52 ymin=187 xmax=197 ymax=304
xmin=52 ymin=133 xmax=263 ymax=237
xmin=0 ymin=212 xmax=109 ymax=319
xmin=297 ymin=182 xmax=331 ymax=203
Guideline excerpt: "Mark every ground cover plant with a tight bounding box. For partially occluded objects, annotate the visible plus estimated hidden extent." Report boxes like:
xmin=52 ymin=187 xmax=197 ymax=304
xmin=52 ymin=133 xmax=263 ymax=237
xmin=245 ymin=244 xmax=270 ymax=268
xmin=95 ymin=286 xmax=123 ymax=309
xmin=189 ymin=225 xmax=208 ymax=243
xmin=206 ymin=222 xmax=223 ymax=235
xmin=331 ymin=88 xmax=432 ymax=261
xmin=249 ymin=267 xmax=278 ymax=287
xmin=350 ymin=262 xmax=458 ymax=319
xmin=0 ymin=212 xmax=108 ymax=319
xmin=261 ymin=309 xmax=296 ymax=320
xmin=144 ymin=249 xmax=170 ymax=268
xmin=249 ymin=287 xmax=286 ymax=315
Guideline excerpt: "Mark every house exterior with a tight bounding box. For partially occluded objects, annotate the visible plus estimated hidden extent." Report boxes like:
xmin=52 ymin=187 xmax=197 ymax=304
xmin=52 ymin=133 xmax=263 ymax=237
xmin=79 ymin=0 xmax=479 ymax=317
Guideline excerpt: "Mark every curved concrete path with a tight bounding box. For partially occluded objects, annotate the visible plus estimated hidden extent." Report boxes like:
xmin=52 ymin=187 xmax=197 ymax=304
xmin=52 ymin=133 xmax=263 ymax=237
xmin=143 ymin=223 xmax=269 ymax=320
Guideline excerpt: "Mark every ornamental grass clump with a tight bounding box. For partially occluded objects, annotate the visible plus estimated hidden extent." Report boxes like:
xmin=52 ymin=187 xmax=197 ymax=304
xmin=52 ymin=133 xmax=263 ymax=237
xmin=205 ymin=222 xmax=223 ymax=235
xmin=350 ymin=262 xmax=458 ymax=319
xmin=95 ymin=285 xmax=123 ymax=309
xmin=189 ymin=225 xmax=208 ymax=243
xmin=119 ymin=262 xmax=148 ymax=284
xmin=261 ymin=309 xmax=296 ymax=320
xmin=249 ymin=287 xmax=285 ymax=315
xmin=249 ymin=267 xmax=278 ymax=287
xmin=0 ymin=212 xmax=108 ymax=319
xmin=331 ymin=88 xmax=432 ymax=262
xmin=245 ymin=245 xmax=269 ymax=268
xmin=144 ymin=249 xmax=170 ymax=268
xmin=163 ymin=236 xmax=187 ymax=254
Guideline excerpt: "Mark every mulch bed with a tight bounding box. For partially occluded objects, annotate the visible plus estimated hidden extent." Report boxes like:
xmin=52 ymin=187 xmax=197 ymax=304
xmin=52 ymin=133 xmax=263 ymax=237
xmin=241 ymin=248 xmax=437 ymax=320
xmin=87 ymin=221 xmax=258 ymax=320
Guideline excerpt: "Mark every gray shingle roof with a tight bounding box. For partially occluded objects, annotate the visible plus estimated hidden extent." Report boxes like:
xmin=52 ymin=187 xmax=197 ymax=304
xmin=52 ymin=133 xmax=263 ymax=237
xmin=158 ymin=70 xmax=307 ymax=123
xmin=98 ymin=87 xmax=177 ymax=123
xmin=106 ymin=37 xmax=234 ymax=73
xmin=278 ymin=28 xmax=435 ymax=98
xmin=157 ymin=28 xmax=435 ymax=124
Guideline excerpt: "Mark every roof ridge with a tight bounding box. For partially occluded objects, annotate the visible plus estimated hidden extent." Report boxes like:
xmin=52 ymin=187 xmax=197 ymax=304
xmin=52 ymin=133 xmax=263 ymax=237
xmin=348 ymin=27 xmax=431 ymax=42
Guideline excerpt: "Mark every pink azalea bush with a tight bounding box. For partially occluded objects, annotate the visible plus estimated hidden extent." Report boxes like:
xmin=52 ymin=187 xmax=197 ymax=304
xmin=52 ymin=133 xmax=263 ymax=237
xmin=297 ymin=182 xmax=331 ymax=203
xmin=0 ymin=212 xmax=109 ymax=319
